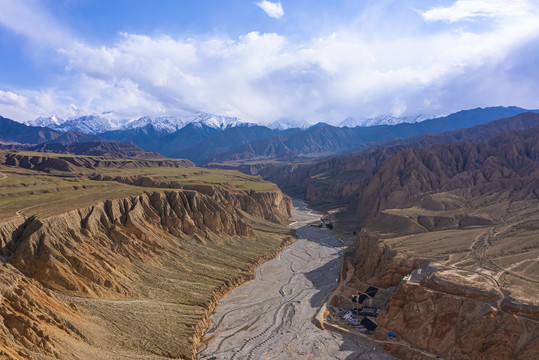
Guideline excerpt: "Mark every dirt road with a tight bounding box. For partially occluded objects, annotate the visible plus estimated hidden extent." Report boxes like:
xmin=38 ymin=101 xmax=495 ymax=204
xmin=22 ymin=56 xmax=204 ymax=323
xmin=198 ymin=200 xmax=395 ymax=360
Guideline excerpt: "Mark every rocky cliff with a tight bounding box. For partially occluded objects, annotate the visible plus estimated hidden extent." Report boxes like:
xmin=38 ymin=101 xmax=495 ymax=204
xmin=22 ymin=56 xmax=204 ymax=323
xmin=349 ymin=228 xmax=539 ymax=359
xmin=351 ymin=230 xmax=429 ymax=289
xmin=341 ymin=122 xmax=539 ymax=359
xmin=375 ymin=280 xmax=538 ymax=359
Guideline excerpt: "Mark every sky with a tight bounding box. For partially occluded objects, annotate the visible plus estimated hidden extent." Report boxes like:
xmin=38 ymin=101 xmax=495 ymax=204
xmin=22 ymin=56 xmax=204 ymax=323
xmin=0 ymin=0 xmax=539 ymax=125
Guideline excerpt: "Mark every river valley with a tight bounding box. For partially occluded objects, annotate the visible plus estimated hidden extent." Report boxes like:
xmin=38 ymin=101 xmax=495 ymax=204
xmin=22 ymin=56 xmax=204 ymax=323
xmin=198 ymin=200 xmax=396 ymax=360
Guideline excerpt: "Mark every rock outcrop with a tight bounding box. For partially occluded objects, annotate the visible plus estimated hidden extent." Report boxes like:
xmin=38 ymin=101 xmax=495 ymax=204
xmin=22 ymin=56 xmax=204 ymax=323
xmin=352 ymin=230 xmax=428 ymax=288
xmin=376 ymin=283 xmax=538 ymax=360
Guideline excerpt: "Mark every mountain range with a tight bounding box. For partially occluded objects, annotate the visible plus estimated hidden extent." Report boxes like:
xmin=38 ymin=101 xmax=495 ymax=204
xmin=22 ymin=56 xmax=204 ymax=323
xmin=339 ymin=114 xmax=433 ymax=127
xmin=25 ymin=113 xmax=247 ymax=134
xmin=2 ymin=106 xmax=538 ymax=165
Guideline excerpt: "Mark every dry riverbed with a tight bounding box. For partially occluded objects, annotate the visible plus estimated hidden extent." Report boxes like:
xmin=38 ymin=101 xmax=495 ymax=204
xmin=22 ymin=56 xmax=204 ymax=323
xmin=198 ymin=200 xmax=396 ymax=360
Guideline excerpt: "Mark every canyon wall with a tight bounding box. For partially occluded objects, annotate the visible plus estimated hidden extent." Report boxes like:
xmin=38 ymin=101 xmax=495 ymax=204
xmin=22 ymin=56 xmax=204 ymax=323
xmin=351 ymin=231 xmax=539 ymax=359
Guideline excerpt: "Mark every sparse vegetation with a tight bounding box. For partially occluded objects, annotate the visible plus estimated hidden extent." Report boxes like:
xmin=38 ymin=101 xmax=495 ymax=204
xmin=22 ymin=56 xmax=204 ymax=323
xmin=0 ymin=150 xmax=277 ymax=220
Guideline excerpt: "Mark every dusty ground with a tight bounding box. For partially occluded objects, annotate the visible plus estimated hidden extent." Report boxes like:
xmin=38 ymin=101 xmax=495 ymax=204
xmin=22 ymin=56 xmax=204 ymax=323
xmin=198 ymin=200 xmax=396 ymax=360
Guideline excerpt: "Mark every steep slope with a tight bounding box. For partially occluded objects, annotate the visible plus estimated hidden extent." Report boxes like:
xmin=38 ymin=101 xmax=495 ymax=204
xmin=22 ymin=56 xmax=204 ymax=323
xmin=211 ymin=124 xmax=363 ymax=162
xmin=356 ymin=125 xmax=539 ymax=221
xmin=99 ymin=123 xmax=172 ymax=150
xmin=229 ymin=112 xmax=539 ymax=208
xmin=46 ymin=130 xmax=108 ymax=145
xmin=337 ymin=126 xmax=539 ymax=359
xmin=154 ymin=122 xmax=221 ymax=157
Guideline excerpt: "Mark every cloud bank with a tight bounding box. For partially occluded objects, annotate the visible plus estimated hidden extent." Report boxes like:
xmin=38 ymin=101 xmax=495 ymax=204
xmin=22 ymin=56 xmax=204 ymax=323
xmin=0 ymin=0 xmax=538 ymax=124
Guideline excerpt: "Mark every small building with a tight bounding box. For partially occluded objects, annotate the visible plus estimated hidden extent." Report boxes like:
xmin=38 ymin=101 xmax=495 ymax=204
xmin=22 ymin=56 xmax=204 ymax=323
xmin=360 ymin=317 xmax=378 ymax=332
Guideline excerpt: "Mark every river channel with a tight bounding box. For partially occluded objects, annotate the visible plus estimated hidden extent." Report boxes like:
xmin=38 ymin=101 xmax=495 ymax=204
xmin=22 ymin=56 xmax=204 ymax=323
xmin=198 ymin=200 xmax=395 ymax=359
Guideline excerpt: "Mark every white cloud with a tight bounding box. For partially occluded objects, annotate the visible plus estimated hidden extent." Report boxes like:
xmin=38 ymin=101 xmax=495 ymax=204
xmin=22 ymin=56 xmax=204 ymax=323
xmin=256 ymin=1 xmax=284 ymax=19
xmin=0 ymin=90 xmax=26 ymax=107
xmin=0 ymin=0 xmax=72 ymax=47
xmin=420 ymin=0 xmax=532 ymax=23
xmin=2 ymin=0 xmax=539 ymax=124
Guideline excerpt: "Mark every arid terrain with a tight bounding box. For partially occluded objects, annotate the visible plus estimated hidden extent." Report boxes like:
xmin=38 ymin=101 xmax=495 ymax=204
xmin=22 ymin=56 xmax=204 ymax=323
xmin=211 ymin=115 xmax=539 ymax=359
xmin=0 ymin=150 xmax=294 ymax=360
xmin=199 ymin=200 xmax=396 ymax=360
xmin=0 ymin=113 xmax=538 ymax=360
xmin=321 ymin=126 xmax=539 ymax=358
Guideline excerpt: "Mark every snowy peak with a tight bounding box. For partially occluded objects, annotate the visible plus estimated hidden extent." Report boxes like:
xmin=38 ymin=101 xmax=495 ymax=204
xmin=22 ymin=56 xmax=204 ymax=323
xmin=25 ymin=115 xmax=64 ymax=128
xmin=339 ymin=114 xmax=433 ymax=127
xmin=27 ymin=115 xmax=127 ymax=134
xmin=121 ymin=113 xmax=250 ymax=133
xmin=189 ymin=113 xmax=246 ymax=130
xmin=54 ymin=115 xmax=125 ymax=134
xmin=265 ymin=118 xmax=309 ymax=130
xmin=121 ymin=116 xmax=186 ymax=133
xmin=339 ymin=117 xmax=363 ymax=128
xmin=27 ymin=112 xmax=286 ymax=135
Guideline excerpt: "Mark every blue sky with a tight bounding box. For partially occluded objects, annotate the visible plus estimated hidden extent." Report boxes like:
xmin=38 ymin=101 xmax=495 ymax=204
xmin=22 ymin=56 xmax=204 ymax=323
xmin=1 ymin=0 xmax=539 ymax=124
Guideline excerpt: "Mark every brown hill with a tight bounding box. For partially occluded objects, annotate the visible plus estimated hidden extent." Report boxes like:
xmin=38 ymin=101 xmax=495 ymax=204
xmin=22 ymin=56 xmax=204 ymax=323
xmin=0 ymin=149 xmax=192 ymax=173
xmin=357 ymin=125 xmax=539 ymax=221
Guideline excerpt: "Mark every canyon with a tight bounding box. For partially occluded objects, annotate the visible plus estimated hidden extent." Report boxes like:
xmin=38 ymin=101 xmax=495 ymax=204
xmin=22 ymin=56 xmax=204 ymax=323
xmin=210 ymin=113 xmax=539 ymax=359
xmin=0 ymin=110 xmax=538 ymax=360
xmin=0 ymin=151 xmax=293 ymax=359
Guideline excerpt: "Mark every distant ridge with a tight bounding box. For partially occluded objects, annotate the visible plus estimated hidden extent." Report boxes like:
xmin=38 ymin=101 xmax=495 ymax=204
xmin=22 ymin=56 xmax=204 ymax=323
xmin=6 ymin=106 xmax=539 ymax=164
xmin=339 ymin=114 xmax=433 ymax=127
xmin=27 ymin=141 xmax=165 ymax=159
xmin=207 ymin=106 xmax=536 ymax=163
xmin=0 ymin=116 xmax=62 ymax=144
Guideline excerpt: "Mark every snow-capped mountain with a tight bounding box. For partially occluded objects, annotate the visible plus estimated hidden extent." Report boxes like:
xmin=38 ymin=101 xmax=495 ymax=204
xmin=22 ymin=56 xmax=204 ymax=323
xmin=189 ymin=113 xmax=250 ymax=130
xmin=121 ymin=116 xmax=187 ymax=133
xmin=27 ymin=115 xmax=127 ymax=134
xmin=339 ymin=114 xmax=433 ymax=127
xmin=25 ymin=115 xmax=64 ymax=128
xmin=27 ymin=112 xmax=252 ymax=135
xmin=53 ymin=115 xmax=127 ymax=134
xmin=265 ymin=118 xmax=309 ymax=130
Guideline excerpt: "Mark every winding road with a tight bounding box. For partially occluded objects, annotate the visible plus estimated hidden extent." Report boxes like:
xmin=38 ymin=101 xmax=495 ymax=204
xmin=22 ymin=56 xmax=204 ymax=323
xmin=198 ymin=200 xmax=395 ymax=360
